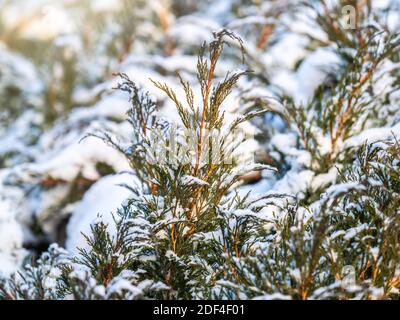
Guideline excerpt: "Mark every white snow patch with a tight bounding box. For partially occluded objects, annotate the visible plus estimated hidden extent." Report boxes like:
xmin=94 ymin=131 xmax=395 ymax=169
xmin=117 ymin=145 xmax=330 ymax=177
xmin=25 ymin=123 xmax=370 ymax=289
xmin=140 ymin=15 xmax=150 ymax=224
xmin=66 ymin=173 xmax=140 ymax=253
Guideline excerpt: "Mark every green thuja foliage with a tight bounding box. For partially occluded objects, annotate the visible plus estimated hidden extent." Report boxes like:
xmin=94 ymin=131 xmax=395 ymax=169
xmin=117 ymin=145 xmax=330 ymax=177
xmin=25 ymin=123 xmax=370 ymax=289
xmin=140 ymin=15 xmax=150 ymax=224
xmin=331 ymin=140 xmax=400 ymax=299
xmin=284 ymin=32 xmax=400 ymax=172
xmin=0 ymin=244 xmax=67 ymax=300
xmin=217 ymin=139 xmax=400 ymax=300
xmin=1 ymin=22 xmax=399 ymax=300
xmin=0 ymin=30 xmax=278 ymax=300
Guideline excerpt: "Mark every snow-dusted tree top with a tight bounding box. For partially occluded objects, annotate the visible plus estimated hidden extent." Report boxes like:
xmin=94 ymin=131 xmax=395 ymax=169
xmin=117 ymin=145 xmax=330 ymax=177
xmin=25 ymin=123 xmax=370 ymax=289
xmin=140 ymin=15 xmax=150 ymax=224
xmin=0 ymin=0 xmax=399 ymax=300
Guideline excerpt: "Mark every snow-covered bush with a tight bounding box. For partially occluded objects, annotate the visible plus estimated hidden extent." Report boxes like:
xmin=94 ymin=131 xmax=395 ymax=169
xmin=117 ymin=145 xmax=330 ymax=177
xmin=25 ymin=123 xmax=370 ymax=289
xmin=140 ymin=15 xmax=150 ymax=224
xmin=0 ymin=0 xmax=399 ymax=300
